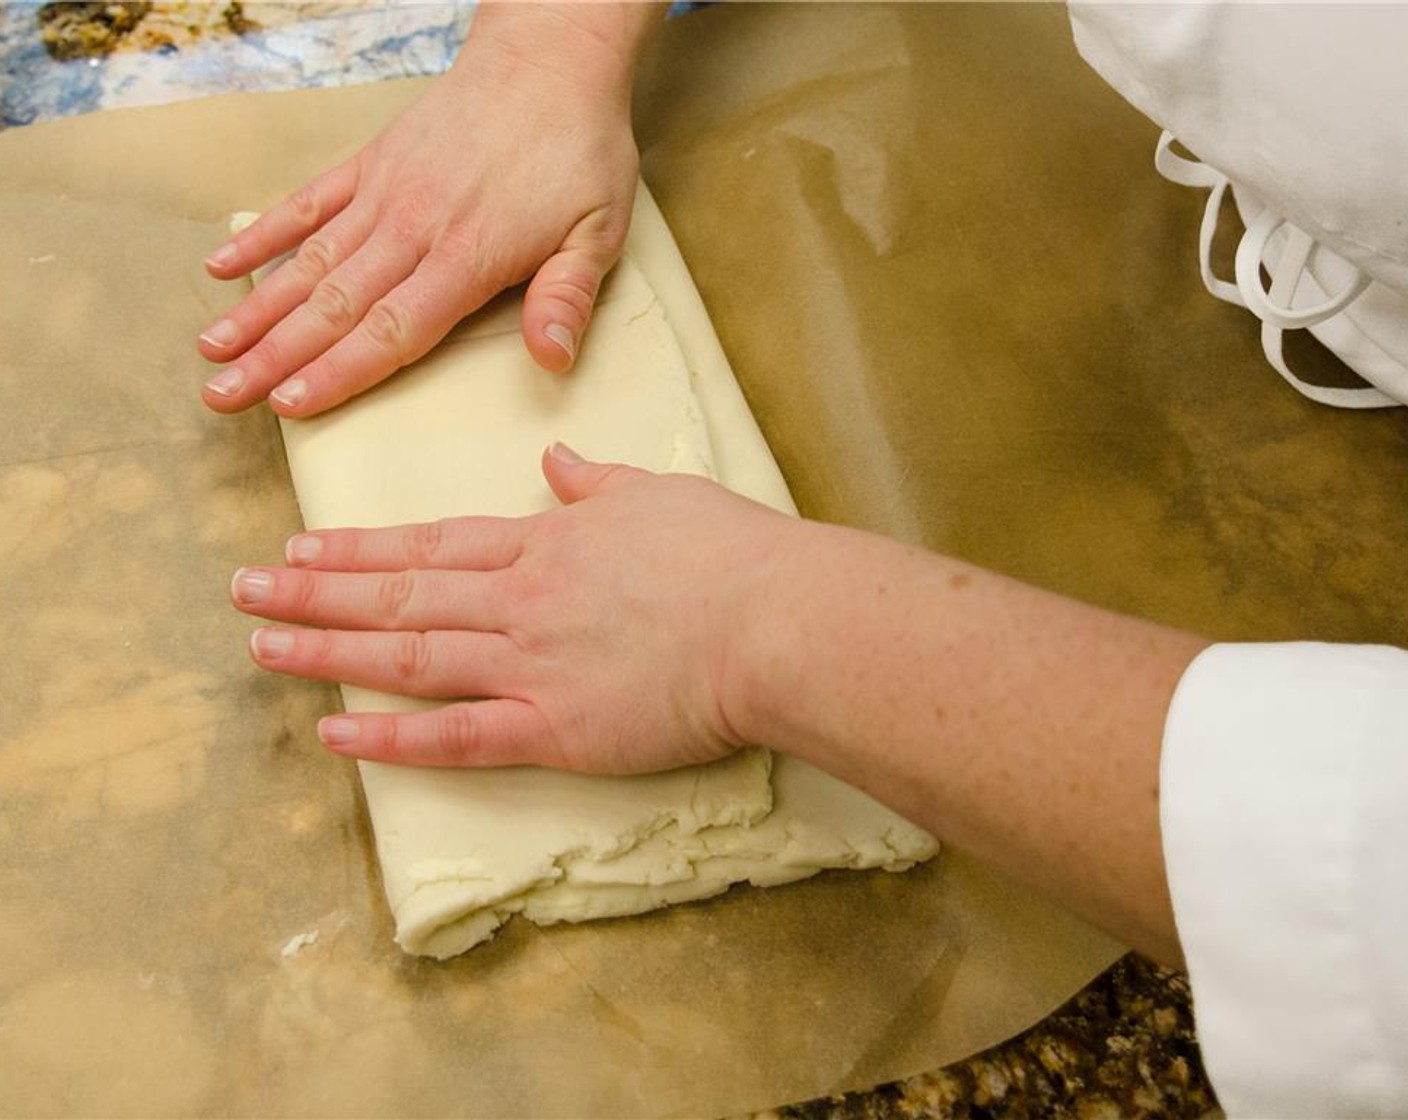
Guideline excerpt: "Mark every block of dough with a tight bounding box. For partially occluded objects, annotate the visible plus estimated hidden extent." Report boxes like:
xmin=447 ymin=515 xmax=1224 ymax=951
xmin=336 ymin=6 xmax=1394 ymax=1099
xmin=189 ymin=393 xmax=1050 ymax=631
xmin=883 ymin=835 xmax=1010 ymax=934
xmin=271 ymin=193 xmax=939 ymax=958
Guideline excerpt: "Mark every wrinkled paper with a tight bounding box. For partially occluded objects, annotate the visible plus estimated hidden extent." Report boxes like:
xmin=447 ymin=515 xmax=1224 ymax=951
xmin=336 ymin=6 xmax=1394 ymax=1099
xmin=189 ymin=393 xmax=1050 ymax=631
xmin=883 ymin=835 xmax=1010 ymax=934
xmin=7 ymin=5 xmax=1406 ymax=1117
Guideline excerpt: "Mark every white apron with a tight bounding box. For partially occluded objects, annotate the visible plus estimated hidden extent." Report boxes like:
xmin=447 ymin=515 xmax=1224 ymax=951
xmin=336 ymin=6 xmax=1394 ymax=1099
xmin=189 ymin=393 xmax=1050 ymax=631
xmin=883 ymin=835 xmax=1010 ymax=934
xmin=1071 ymin=2 xmax=1408 ymax=407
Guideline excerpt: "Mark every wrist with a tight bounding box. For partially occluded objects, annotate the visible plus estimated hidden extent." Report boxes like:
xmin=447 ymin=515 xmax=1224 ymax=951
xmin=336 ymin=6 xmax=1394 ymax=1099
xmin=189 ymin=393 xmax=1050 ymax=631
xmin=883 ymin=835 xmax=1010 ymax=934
xmin=715 ymin=517 xmax=854 ymax=760
xmin=459 ymin=2 xmax=664 ymax=107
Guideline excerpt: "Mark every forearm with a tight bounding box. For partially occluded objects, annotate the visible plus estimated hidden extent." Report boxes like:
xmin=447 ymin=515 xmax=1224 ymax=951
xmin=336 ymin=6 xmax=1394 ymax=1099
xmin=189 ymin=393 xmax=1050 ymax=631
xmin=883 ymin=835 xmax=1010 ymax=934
xmin=238 ymin=453 xmax=1204 ymax=962
xmin=461 ymin=1 xmax=667 ymax=106
xmin=728 ymin=520 xmax=1209 ymax=965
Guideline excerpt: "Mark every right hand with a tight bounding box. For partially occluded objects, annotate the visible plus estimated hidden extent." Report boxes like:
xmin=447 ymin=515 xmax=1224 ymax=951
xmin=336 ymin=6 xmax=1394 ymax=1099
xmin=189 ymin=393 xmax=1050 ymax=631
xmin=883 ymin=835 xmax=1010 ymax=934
xmin=197 ymin=5 xmax=655 ymax=418
xmin=229 ymin=446 xmax=800 ymax=771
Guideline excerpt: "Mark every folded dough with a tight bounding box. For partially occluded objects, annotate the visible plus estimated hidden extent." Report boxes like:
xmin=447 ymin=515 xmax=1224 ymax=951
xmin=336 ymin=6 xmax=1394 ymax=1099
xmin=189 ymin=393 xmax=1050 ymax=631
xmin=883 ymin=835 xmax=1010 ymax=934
xmin=272 ymin=194 xmax=938 ymax=958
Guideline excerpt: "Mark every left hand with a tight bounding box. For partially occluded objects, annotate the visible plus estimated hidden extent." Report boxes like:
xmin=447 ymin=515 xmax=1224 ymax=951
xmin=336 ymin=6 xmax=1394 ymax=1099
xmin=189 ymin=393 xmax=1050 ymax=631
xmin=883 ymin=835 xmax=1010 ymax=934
xmin=196 ymin=4 xmax=651 ymax=417
xmin=229 ymin=445 xmax=798 ymax=771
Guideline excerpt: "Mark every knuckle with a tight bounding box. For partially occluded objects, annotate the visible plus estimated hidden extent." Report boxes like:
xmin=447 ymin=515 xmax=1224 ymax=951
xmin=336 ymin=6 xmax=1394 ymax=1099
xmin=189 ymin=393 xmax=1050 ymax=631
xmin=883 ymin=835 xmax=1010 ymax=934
xmin=390 ymin=631 xmax=433 ymax=685
xmin=288 ymin=183 xmax=323 ymax=226
xmin=502 ymin=562 xmax=544 ymax=608
xmin=385 ymin=187 xmax=437 ymax=241
xmin=305 ymin=630 xmax=337 ymax=672
xmin=388 ymin=209 xmax=425 ymax=246
xmin=312 ymin=348 xmax=351 ymax=391
xmin=364 ymin=300 xmax=414 ymax=363
xmin=246 ymin=334 xmax=286 ymax=375
xmin=374 ymin=571 xmax=418 ymax=627
xmin=543 ymin=269 xmax=602 ymax=320
xmin=407 ymin=519 xmax=445 ymax=567
xmin=294 ymin=235 xmax=338 ymax=279
xmin=598 ymin=464 xmax=638 ymax=490
xmin=307 ymin=278 xmax=359 ymax=330
xmin=523 ymin=513 xmax=572 ymax=555
xmin=440 ymin=703 xmax=483 ymax=762
xmin=285 ymin=570 xmax=321 ymax=616
xmin=583 ymin=200 xmax=631 ymax=244
xmin=501 ymin=575 xmax=556 ymax=656
xmin=379 ymin=716 xmax=406 ymax=764
xmin=436 ymin=219 xmax=481 ymax=261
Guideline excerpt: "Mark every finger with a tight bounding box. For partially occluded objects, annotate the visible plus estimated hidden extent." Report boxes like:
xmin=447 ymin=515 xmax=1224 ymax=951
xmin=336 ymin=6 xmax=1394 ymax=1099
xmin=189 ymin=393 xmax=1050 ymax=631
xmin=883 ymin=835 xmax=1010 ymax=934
xmin=203 ymin=160 xmax=360 ymax=280
xmin=541 ymin=442 xmax=649 ymax=504
xmin=249 ymin=626 xmax=518 ymax=700
xmin=208 ymin=231 xmax=422 ymax=411
xmin=230 ymin=566 xmax=508 ymax=633
xmin=200 ymin=208 xmax=380 ymax=409
xmin=264 ymin=246 xmax=492 ymax=417
xmin=200 ymin=198 xmax=375 ymax=360
xmin=284 ymin=516 xmax=526 ymax=572
xmin=521 ymin=209 xmax=626 ymax=372
xmin=316 ymin=700 xmax=552 ymax=768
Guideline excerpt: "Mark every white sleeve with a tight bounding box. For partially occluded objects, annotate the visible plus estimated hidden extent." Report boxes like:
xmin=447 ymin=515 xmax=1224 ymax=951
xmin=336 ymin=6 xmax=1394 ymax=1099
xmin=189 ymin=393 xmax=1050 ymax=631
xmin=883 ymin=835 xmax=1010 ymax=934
xmin=1162 ymin=643 xmax=1408 ymax=1118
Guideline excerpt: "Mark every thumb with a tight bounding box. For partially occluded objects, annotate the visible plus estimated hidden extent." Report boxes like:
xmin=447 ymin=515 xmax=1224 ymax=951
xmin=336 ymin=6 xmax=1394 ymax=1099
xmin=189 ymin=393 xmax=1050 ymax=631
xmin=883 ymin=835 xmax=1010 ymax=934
xmin=522 ymin=213 xmax=624 ymax=373
xmin=541 ymin=443 xmax=648 ymax=505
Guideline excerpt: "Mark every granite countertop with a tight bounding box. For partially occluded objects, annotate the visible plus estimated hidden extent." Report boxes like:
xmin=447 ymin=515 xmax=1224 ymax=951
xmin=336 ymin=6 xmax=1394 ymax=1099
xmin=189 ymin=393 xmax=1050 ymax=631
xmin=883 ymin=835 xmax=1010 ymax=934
xmin=0 ymin=5 xmax=1222 ymax=1117
xmin=0 ymin=1 xmax=474 ymax=127
xmin=769 ymin=954 xmax=1218 ymax=1120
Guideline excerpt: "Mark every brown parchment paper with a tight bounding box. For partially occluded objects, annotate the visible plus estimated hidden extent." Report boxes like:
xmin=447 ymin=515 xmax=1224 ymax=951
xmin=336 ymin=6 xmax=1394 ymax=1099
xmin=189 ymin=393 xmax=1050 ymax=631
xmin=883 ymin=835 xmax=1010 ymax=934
xmin=5 ymin=4 xmax=1408 ymax=1118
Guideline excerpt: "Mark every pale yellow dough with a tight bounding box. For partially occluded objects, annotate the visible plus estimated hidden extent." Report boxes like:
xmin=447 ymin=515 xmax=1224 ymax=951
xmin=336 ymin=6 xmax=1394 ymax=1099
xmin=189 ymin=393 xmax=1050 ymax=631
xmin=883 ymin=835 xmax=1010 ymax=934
xmin=266 ymin=189 xmax=938 ymax=958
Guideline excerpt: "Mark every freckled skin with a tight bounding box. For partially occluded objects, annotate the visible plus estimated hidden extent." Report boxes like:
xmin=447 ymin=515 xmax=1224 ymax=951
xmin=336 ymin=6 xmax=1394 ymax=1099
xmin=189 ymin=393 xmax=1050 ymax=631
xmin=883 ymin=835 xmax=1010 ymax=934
xmin=235 ymin=451 xmax=1206 ymax=965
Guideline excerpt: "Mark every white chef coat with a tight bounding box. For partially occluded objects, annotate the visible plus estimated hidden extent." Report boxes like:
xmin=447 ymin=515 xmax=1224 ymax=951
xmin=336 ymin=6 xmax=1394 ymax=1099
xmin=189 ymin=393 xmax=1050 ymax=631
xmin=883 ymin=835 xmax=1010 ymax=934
xmin=1164 ymin=644 xmax=1408 ymax=1118
xmin=1065 ymin=5 xmax=1408 ymax=1116
xmin=1068 ymin=2 xmax=1408 ymax=409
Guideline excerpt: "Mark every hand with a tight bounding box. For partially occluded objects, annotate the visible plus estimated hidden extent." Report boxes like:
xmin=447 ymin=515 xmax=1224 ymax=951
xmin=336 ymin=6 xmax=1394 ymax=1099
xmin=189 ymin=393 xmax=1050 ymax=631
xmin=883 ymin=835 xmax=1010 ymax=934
xmin=229 ymin=445 xmax=799 ymax=771
xmin=198 ymin=6 xmax=653 ymax=417
xmin=229 ymin=444 xmax=1204 ymax=964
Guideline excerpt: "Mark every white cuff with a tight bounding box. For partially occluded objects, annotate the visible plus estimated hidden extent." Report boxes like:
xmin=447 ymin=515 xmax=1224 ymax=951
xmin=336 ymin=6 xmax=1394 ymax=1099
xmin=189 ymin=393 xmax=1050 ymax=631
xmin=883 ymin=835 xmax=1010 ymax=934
xmin=1162 ymin=642 xmax=1408 ymax=1118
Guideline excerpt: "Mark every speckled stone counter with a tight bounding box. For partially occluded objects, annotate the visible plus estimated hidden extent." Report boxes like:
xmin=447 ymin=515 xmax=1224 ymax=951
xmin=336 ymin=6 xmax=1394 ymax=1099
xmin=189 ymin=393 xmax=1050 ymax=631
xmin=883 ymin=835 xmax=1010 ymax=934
xmin=0 ymin=1 xmax=473 ymax=126
xmin=0 ymin=4 xmax=1223 ymax=1117
xmin=765 ymin=956 xmax=1219 ymax=1120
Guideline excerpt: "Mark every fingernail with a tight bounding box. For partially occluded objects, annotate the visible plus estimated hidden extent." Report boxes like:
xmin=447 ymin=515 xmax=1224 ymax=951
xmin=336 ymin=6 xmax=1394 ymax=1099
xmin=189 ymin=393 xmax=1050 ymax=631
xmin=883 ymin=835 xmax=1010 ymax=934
xmin=250 ymin=628 xmax=295 ymax=660
xmin=206 ymin=244 xmax=239 ymax=270
xmin=319 ymin=717 xmax=361 ymax=746
xmin=205 ymin=367 xmax=245 ymax=397
xmin=231 ymin=567 xmax=273 ymax=604
xmin=199 ymin=319 xmax=239 ymax=348
xmin=286 ymin=534 xmax=322 ymax=565
xmin=548 ymin=441 xmax=583 ymax=464
xmin=270 ymin=379 xmax=307 ymax=408
xmin=545 ymin=322 xmax=575 ymax=360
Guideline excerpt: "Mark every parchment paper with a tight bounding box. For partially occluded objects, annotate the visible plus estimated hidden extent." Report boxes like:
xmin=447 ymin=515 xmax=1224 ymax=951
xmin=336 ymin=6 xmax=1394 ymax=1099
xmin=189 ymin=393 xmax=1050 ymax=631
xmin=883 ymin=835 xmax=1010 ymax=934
xmin=6 ymin=5 xmax=1408 ymax=1118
